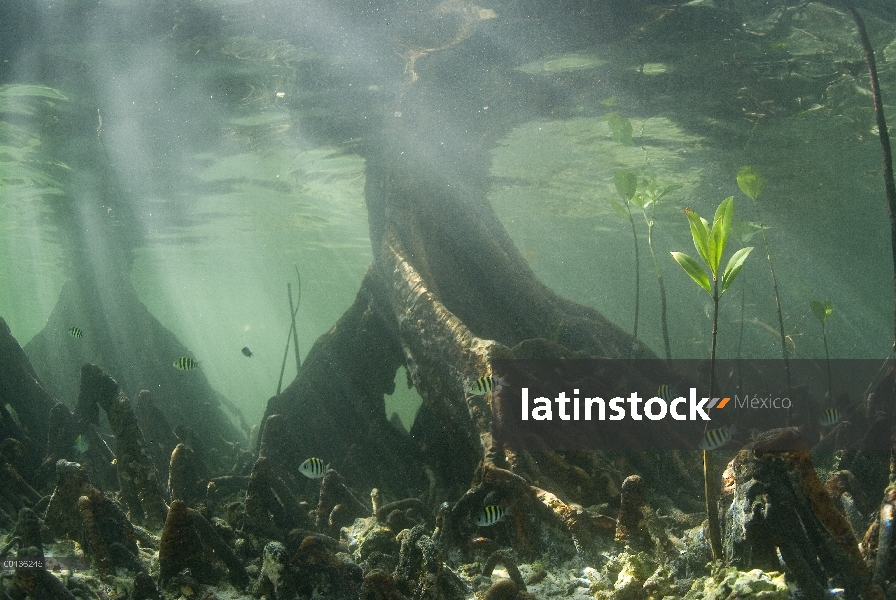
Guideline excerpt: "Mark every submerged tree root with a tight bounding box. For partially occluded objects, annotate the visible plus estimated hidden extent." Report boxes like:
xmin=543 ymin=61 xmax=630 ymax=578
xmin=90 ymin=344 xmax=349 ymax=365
xmin=482 ymin=549 xmax=526 ymax=591
xmin=243 ymin=456 xmax=309 ymax=539
xmin=77 ymin=365 xmax=169 ymax=528
xmin=722 ymin=428 xmax=883 ymax=600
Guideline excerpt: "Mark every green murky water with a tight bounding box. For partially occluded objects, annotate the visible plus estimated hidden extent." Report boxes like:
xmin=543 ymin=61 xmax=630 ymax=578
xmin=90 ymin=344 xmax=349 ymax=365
xmin=2 ymin=0 xmax=896 ymax=432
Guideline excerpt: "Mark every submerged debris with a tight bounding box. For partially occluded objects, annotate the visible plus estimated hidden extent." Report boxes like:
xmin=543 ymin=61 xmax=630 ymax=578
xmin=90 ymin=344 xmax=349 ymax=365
xmin=0 ymin=453 xmax=42 ymax=524
xmin=253 ymin=541 xmax=286 ymax=599
xmin=244 ymin=456 xmax=309 ymax=539
xmin=315 ymin=468 xmax=370 ymax=535
xmin=482 ymin=549 xmax=526 ymax=591
xmin=11 ymin=543 xmax=78 ymax=600
xmin=130 ymin=571 xmax=163 ymax=600
xmin=722 ymin=427 xmax=883 ymax=599
xmin=394 ymin=524 xmax=468 ymax=600
xmin=686 ymin=567 xmax=789 ymax=600
xmin=615 ymin=474 xmax=650 ymax=550
xmin=482 ymin=578 xmax=532 ymax=600
xmin=292 ymin=535 xmax=364 ymax=600
xmin=159 ymin=500 xmax=219 ymax=586
xmin=135 ymin=389 xmax=179 ymax=476
xmin=168 ymin=443 xmax=205 ymax=507
xmin=44 ymin=459 xmax=140 ymax=573
xmin=78 ymin=364 xmax=169 ymax=527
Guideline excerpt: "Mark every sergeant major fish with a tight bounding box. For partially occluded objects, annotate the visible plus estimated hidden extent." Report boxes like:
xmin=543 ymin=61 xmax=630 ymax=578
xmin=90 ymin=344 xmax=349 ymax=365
xmin=299 ymin=457 xmax=327 ymax=479
xmin=68 ymin=327 xmax=83 ymax=339
xmin=467 ymin=375 xmax=508 ymax=396
xmin=699 ymin=423 xmax=737 ymax=450
xmin=657 ymin=384 xmax=682 ymax=403
xmin=173 ymin=357 xmax=198 ymax=370
xmin=475 ymin=505 xmax=508 ymax=526
xmin=820 ymin=408 xmax=841 ymax=427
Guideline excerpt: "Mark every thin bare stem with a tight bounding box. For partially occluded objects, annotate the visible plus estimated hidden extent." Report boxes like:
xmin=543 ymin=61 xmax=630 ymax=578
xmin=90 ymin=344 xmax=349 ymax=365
xmin=843 ymin=6 xmax=896 ymax=431
xmin=288 ymin=282 xmax=301 ymax=373
xmin=277 ymin=269 xmax=303 ymax=395
xmin=626 ymin=203 xmax=641 ymax=346
xmin=750 ymin=199 xmax=792 ymax=424
xmin=642 ymin=211 xmax=672 ymax=361
xmin=705 ymin=278 xmax=723 ymax=561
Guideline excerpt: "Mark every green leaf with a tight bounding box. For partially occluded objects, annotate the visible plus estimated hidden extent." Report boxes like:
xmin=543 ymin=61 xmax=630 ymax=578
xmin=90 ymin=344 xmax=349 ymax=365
xmin=605 ymin=111 xmax=633 ymax=145
xmin=721 ymin=246 xmax=753 ymax=293
xmin=736 ymin=166 xmax=766 ymax=200
xmin=732 ymin=220 xmax=767 ymax=244
xmin=614 ymin=169 xmax=638 ymax=201
xmin=685 ymin=208 xmax=711 ymax=271
xmin=810 ymin=298 xmax=834 ymax=324
xmin=672 ymin=251 xmax=712 ymax=295
xmin=610 ymin=199 xmax=630 ymax=218
xmin=708 ymin=197 xmax=734 ymax=276
xmin=655 ymin=182 xmax=683 ymax=200
xmin=638 ymin=179 xmax=681 ymax=210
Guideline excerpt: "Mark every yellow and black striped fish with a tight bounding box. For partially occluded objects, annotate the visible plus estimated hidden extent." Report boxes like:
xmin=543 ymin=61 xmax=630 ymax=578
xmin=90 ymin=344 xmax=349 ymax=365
xmin=699 ymin=424 xmax=736 ymax=450
xmin=173 ymin=357 xmax=198 ymax=370
xmin=299 ymin=457 xmax=326 ymax=479
xmin=657 ymin=384 xmax=677 ymax=403
xmin=820 ymin=408 xmax=841 ymax=427
xmin=475 ymin=505 xmax=507 ymax=526
xmin=68 ymin=327 xmax=83 ymax=339
xmin=467 ymin=375 xmax=508 ymax=396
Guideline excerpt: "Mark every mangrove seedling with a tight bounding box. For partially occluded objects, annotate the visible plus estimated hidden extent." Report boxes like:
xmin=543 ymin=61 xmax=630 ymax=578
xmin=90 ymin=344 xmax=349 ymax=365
xmin=737 ymin=166 xmax=793 ymax=421
xmin=611 ymin=168 xmax=641 ymax=344
xmin=730 ymin=220 xmax=766 ymax=359
xmin=605 ymin=111 xmax=634 ymax=146
xmin=810 ymin=295 xmax=834 ymax=402
xmin=671 ymin=196 xmax=753 ymax=562
xmin=672 ymin=198 xmax=753 ymax=371
xmin=638 ymin=178 xmax=682 ymax=361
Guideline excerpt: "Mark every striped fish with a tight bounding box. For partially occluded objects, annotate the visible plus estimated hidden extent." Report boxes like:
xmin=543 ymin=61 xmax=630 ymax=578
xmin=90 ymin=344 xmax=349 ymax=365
xmin=173 ymin=357 xmax=198 ymax=370
xmin=699 ymin=424 xmax=736 ymax=450
xmin=475 ymin=505 xmax=507 ymax=526
xmin=68 ymin=327 xmax=83 ymax=339
xmin=820 ymin=408 xmax=841 ymax=427
xmin=299 ymin=457 xmax=326 ymax=479
xmin=467 ymin=375 xmax=508 ymax=396
xmin=657 ymin=384 xmax=676 ymax=403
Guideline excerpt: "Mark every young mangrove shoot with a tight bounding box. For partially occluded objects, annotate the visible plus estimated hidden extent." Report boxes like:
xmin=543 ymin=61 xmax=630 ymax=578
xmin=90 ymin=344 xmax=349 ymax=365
xmin=671 ymin=196 xmax=753 ymax=562
xmin=737 ymin=166 xmax=793 ymax=422
xmin=612 ymin=169 xmax=641 ymax=346
xmin=638 ymin=178 xmax=681 ymax=361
